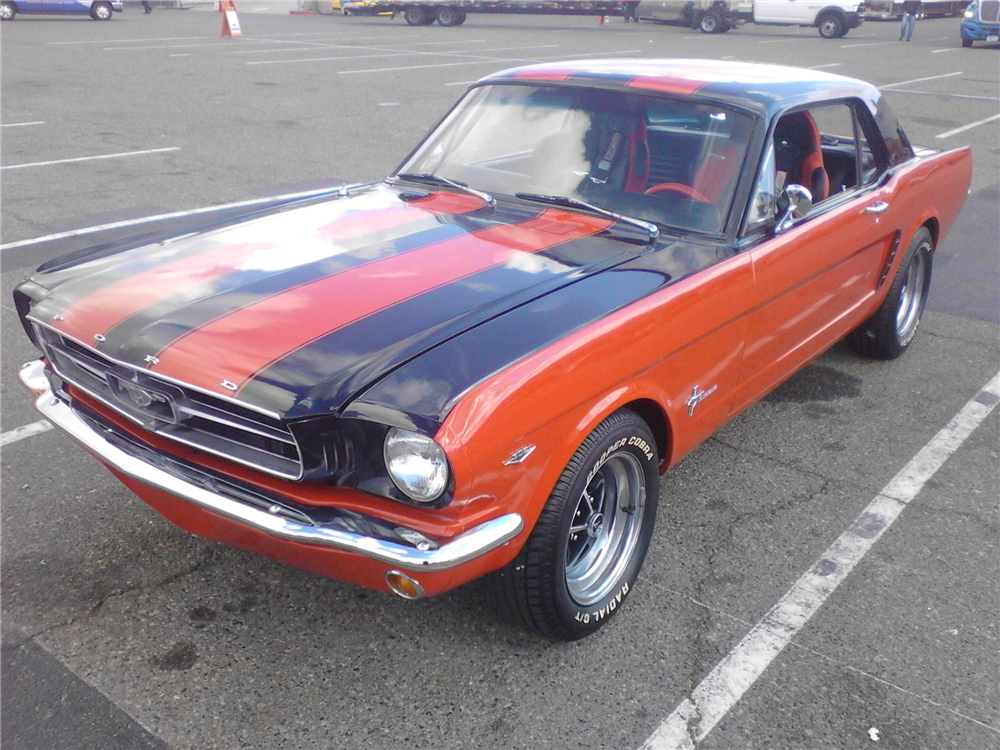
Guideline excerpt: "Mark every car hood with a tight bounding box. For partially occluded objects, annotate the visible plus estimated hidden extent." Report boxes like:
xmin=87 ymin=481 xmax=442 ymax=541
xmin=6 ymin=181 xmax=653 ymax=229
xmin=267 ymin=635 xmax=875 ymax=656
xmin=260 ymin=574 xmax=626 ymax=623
xmin=26 ymin=185 xmax=639 ymax=419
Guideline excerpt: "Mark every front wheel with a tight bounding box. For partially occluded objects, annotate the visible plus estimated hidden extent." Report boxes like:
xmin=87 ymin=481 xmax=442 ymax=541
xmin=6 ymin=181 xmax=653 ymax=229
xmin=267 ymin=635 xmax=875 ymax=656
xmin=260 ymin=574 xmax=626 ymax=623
xmin=436 ymin=6 xmax=464 ymax=25
xmin=91 ymin=0 xmax=112 ymax=18
xmin=489 ymin=409 xmax=660 ymax=640
xmin=0 ymin=1 xmax=16 ymax=20
xmin=961 ymin=38 xmax=973 ymax=47
xmin=817 ymin=12 xmax=845 ymax=38
xmin=847 ymin=227 xmax=933 ymax=360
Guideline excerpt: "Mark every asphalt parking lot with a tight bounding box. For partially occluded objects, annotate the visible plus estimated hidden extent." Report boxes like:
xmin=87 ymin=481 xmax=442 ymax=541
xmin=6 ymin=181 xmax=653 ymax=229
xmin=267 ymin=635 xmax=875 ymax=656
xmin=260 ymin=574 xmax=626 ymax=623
xmin=1 ymin=8 xmax=998 ymax=750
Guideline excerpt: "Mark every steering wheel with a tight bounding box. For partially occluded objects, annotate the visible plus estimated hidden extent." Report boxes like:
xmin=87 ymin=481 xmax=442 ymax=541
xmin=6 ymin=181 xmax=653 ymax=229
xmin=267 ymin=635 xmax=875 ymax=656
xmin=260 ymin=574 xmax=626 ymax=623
xmin=644 ymin=182 xmax=710 ymax=203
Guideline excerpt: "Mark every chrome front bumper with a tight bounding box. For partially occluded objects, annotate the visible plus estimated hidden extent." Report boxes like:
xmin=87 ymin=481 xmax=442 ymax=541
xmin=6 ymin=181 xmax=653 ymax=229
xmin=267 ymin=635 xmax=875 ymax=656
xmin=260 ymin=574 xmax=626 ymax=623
xmin=20 ymin=359 xmax=523 ymax=572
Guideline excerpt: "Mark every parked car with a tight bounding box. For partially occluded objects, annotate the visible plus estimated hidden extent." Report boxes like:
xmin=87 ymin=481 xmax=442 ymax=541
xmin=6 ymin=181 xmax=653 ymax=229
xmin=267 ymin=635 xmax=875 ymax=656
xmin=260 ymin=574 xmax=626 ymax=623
xmin=960 ymin=0 xmax=1000 ymax=45
xmin=16 ymin=59 xmax=971 ymax=640
xmin=0 ymin=0 xmax=122 ymax=19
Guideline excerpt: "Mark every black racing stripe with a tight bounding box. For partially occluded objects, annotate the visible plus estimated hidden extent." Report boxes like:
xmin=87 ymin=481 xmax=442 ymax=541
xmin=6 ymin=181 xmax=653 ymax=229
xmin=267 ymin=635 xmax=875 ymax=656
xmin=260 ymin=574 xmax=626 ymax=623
xmin=239 ymin=235 xmax=635 ymax=416
xmin=345 ymin=264 xmax=675 ymax=432
xmin=101 ymin=218 xmax=479 ymax=366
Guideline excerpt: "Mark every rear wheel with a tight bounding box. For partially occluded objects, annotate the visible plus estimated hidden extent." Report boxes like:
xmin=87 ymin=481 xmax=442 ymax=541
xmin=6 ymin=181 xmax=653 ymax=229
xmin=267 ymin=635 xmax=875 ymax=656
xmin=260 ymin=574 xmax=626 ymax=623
xmin=817 ymin=12 xmax=845 ymax=37
xmin=0 ymin=1 xmax=16 ymax=20
xmin=436 ymin=6 xmax=464 ymax=25
xmin=91 ymin=0 xmax=112 ymax=19
xmin=847 ymin=227 xmax=933 ymax=360
xmin=489 ymin=409 xmax=659 ymax=640
xmin=698 ymin=10 xmax=722 ymax=32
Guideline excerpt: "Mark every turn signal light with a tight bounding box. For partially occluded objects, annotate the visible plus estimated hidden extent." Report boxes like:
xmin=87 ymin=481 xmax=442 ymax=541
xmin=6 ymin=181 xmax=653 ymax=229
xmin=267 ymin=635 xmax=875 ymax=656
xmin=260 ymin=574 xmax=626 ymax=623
xmin=385 ymin=570 xmax=425 ymax=600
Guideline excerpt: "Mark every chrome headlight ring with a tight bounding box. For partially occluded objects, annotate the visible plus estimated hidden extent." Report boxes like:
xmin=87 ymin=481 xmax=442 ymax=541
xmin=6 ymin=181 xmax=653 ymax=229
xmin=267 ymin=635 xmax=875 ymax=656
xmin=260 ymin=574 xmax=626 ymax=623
xmin=383 ymin=427 xmax=449 ymax=504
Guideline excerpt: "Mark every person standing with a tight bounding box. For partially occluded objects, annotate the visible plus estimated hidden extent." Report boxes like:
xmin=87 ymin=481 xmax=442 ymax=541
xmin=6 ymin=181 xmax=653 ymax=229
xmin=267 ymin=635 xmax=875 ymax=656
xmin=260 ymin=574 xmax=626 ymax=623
xmin=622 ymin=0 xmax=639 ymax=22
xmin=141 ymin=0 xmax=152 ymax=12
xmin=900 ymin=0 xmax=920 ymax=40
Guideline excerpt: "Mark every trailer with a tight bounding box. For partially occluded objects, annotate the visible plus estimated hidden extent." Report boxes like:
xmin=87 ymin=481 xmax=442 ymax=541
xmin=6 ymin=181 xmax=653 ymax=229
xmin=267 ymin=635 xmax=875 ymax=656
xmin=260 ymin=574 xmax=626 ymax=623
xmin=864 ymin=0 xmax=969 ymax=18
xmin=342 ymin=0 xmax=625 ymax=25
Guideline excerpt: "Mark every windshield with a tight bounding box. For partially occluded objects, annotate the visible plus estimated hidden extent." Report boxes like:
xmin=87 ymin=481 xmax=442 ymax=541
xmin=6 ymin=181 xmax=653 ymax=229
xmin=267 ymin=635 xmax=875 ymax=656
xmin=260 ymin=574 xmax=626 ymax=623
xmin=396 ymin=83 xmax=755 ymax=234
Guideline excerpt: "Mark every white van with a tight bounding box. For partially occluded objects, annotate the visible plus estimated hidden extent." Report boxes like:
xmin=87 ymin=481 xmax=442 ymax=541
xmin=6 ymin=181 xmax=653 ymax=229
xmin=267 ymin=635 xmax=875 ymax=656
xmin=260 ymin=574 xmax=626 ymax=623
xmin=637 ymin=0 xmax=865 ymax=37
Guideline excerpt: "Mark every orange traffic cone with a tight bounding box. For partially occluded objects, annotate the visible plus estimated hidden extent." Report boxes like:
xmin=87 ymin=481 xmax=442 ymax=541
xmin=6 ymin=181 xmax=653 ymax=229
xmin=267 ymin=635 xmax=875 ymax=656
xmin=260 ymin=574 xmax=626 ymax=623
xmin=221 ymin=0 xmax=242 ymax=37
xmin=599 ymin=14 xmax=610 ymax=25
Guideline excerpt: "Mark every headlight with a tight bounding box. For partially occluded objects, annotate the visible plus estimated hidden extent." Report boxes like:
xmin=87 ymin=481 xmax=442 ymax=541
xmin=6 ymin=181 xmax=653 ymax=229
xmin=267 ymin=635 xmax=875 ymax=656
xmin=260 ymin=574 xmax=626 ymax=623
xmin=964 ymin=9 xmax=974 ymax=17
xmin=384 ymin=428 xmax=449 ymax=503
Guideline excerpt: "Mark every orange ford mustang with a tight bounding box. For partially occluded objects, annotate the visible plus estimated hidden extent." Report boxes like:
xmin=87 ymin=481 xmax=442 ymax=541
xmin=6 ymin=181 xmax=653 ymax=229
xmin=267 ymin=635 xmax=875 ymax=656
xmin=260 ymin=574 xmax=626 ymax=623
xmin=15 ymin=59 xmax=972 ymax=640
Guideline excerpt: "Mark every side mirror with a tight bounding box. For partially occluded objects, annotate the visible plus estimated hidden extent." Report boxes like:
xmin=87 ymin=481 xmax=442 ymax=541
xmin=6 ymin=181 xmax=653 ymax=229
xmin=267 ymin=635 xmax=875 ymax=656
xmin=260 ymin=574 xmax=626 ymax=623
xmin=775 ymin=184 xmax=813 ymax=233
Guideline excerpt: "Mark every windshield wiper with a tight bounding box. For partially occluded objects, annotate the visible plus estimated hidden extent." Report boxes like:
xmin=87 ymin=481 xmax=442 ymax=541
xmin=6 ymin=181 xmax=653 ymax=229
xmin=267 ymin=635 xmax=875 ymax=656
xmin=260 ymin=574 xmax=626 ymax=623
xmin=514 ymin=193 xmax=659 ymax=243
xmin=392 ymin=173 xmax=495 ymax=208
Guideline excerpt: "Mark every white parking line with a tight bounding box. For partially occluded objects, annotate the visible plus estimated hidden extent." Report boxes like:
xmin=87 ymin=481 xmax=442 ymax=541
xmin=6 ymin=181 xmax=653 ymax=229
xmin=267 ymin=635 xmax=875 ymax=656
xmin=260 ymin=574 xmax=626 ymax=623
xmin=640 ymin=371 xmax=1000 ymax=750
xmin=937 ymin=113 xmax=1000 ymax=139
xmin=338 ymin=54 xmax=556 ymax=75
xmin=47 ymin=32 xmax=321 ymax=44
xmin=121 ymin=36 xmax=482 ymax=53
xmin=49 ymin=35 xmax=218 ymax=44
xmin=169 ymin=35 xmax=407 ymax=56
xmin=249 ymin=51 xmax=419 ymax=65
xmin=1 ymin=147 xmax=180 ymax=172
xmin=2 ymin=121 xmax=46 ymax=128
xmin=879 ymin=71 xmax=964 ymax=89
xmin=446 ymin=51 xmax=649 ymax=86
xmin=0 ymin=185 xmax=341 ymax=252
xmin=535 ymin=48 xmax=642 ymax=60
xmin=889 ymin=88 xmax=1000 ymax=102
xmin=105 ymin=42 xmax=248 ymax=51
xmin=1 ymin=420 xmax=53 ymax=447
xmin=250 ymin=42 xmax=559 ymax=66
xmin=840 ymin=40 xmax=903 ymax=48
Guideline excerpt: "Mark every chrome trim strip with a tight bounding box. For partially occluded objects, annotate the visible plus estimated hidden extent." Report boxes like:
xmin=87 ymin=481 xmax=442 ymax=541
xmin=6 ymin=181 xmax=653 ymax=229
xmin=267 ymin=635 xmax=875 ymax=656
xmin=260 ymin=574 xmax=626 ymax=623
xmin=20 ymin=360 xmax=524 ymax=572
xmin=36 ymin=329 xmax=304 ymax=479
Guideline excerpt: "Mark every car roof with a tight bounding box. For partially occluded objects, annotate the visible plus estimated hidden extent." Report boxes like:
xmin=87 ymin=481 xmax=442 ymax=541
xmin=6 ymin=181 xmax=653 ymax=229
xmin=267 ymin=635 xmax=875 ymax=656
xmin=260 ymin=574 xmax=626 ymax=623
xmin=479 ymin=58 xmax=881 ymax=117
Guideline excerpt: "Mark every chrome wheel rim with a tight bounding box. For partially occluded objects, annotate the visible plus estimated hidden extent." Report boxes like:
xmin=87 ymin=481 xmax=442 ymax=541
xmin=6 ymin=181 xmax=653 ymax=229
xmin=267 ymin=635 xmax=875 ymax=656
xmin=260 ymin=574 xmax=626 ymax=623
xmin=896 ymin=246 xmax=928 ymax=341
xmin=0 ymin=4 xmax=12 ymax=18
xmin=565 ymin=451 xmax=646 ymax=607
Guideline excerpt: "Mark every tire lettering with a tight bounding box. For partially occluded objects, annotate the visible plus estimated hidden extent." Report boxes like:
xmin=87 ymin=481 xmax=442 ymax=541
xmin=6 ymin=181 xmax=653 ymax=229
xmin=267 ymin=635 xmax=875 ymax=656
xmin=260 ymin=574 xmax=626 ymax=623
xmin=586 ymin=437 xmax=636 ymax=486
xmin=573 ymin=581 xmax=631 ymax=626
xmin=627 ymin=436 xmax=654 ymax=461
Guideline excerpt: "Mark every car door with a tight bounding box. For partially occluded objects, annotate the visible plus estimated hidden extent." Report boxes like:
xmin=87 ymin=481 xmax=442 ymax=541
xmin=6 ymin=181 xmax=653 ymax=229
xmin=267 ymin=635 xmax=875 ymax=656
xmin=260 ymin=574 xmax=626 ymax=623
xmin=732 ymin=100 xmax=904 ymax=412
xmin=751 ymin=0 xmax=802 ymax=22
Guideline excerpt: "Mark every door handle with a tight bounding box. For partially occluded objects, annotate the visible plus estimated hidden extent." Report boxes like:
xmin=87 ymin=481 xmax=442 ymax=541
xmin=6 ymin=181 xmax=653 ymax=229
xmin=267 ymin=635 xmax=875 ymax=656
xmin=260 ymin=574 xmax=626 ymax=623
xmin=865 ymin=202 xmax=890 ymax=214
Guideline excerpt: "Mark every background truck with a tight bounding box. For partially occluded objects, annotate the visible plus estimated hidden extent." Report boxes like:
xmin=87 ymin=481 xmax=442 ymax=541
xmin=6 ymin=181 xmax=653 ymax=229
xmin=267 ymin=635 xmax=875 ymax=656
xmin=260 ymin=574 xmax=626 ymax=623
xmin=636 ymin=0 xmax=864 ymax=36
xmin=342 ymin=0 xmax=626 ymax=26
xmin=960 ymin=0 xmax=1000 ymax=44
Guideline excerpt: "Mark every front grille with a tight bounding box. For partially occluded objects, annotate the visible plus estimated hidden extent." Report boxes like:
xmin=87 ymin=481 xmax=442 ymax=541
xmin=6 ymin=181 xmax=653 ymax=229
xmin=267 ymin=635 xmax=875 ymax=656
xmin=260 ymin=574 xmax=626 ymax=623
xmin=980 ymin=0 xmax=1000 ymax=23
xmin=36 ymin=326 xmax=303 ymax=480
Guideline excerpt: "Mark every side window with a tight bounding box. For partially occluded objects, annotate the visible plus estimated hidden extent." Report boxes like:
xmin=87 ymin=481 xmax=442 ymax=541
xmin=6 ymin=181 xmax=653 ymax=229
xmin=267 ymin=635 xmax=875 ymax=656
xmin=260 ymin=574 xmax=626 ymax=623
xmin=744 ymin=100 xmax=884 ymax=235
